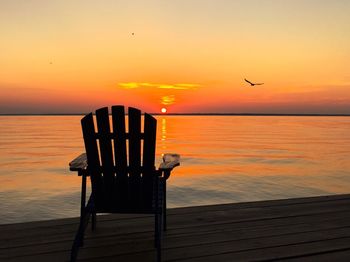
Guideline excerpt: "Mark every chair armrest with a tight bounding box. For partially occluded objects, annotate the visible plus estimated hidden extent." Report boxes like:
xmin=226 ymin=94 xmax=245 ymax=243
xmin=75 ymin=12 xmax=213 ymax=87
xmin=69 ymin=153 xmax=88 ymax=172
xmin=159 ymin=153 xmax=180 ymax=171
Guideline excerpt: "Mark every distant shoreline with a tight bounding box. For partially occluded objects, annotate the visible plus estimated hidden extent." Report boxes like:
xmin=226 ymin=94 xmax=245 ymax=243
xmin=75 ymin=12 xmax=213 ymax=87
xmin=1 ymin=113 xmax=350 ymax=117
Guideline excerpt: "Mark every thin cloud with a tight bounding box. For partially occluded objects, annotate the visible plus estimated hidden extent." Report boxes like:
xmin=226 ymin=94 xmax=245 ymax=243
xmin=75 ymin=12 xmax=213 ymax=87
xmin=175 ymin=83 xmax=201 ymax=88
xmin=118 ymin=82 xmax=140 ymax=89
xmin=161 ymin=95 xmax=175 ymax=105
xmin=118 ymin=82 xmax=200 ymax=90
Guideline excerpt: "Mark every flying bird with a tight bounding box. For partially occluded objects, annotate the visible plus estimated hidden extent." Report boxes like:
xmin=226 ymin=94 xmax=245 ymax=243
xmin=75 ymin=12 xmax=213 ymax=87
xmin=244 ymin=78 xmax=264 ymax=86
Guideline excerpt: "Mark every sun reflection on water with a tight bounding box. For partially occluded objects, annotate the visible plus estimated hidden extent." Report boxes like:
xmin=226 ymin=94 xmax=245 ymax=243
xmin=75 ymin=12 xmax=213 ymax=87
xmin=161 ymin=118 xmax=167 ymax=149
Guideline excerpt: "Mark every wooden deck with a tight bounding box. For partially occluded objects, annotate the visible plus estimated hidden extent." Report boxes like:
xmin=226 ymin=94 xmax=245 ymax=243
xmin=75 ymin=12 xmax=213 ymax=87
xmin=1 ymin=194 xmax=350 ymax=261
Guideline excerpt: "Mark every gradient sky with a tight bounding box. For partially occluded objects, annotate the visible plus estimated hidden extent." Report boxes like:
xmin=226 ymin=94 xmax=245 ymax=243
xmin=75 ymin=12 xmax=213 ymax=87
xmin=1 ymin=0 xmax=350 ymax=114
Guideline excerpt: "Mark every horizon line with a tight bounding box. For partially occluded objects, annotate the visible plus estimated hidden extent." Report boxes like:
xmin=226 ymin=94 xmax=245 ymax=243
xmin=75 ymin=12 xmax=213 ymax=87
xmin=1 ymin=113 xmax=350 ymax=117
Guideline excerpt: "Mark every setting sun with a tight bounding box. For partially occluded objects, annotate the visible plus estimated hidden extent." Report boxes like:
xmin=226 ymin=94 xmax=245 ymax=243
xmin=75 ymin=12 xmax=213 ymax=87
xmin=161 ymin=108 xmax=167 ymax=114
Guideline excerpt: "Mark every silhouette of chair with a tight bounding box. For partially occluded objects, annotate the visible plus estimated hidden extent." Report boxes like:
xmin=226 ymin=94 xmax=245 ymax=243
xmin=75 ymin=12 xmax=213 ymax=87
xmin=69 ymin=106 xmax=180 ymax=261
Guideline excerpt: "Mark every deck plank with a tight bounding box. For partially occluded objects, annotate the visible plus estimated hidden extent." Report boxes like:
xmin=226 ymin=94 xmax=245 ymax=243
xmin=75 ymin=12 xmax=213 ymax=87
xmin=1 ymin=194 xmax=350 ymax=261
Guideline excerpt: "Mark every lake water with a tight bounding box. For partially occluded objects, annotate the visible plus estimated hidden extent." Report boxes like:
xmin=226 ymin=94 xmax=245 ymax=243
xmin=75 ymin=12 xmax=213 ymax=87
xmin=1 ymin=115 xmax=350 ymax=224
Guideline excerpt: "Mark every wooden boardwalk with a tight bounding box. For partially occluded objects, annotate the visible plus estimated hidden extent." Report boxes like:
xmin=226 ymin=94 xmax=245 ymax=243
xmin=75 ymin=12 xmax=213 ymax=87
xmin=1 ymin=194 xmax=350 ymax=261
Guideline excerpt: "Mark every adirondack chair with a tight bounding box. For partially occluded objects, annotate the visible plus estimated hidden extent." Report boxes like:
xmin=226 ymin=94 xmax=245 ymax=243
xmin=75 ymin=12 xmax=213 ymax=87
xmin=69 ymin=106 xmax=180 ymax=262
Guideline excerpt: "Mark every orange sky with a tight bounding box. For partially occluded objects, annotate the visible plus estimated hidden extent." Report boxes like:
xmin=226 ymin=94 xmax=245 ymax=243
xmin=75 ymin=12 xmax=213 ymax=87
xmin=1 ymin=0 xmax=350 ymax=114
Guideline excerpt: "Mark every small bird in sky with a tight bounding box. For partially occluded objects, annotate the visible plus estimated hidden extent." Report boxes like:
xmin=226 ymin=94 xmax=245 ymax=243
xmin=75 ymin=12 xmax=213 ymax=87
xmin=244 ymin=78 xmax=264 ymax=86
xmin=132 ymin=32 xmax=134 ymax=35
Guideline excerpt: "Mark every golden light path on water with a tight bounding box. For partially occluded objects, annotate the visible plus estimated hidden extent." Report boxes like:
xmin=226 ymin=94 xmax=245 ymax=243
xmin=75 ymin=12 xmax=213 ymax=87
xmin=0 ymin=115 xmax=350 ymax=224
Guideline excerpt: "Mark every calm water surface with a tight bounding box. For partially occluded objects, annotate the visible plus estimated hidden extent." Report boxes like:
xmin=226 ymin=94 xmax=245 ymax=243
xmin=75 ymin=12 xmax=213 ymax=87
xmin=1 ymin=116 xmax=350 ymax=224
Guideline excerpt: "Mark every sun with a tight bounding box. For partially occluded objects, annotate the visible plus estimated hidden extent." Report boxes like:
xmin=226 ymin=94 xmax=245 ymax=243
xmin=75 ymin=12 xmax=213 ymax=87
xmin=161 ymin=107 xmax=167 ymax=114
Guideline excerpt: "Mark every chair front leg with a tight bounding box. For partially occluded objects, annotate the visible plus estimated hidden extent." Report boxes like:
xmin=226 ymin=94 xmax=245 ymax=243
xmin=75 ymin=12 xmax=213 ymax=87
xmin=71 ymin=171 xmax=89 ymax=261
xmin=80 ymin=172 xmax=87 ymax=217
xmin=163 ymin=179 xmax=167 ymax=231
xmin=79 ymin=171 xmax=87 ymax=245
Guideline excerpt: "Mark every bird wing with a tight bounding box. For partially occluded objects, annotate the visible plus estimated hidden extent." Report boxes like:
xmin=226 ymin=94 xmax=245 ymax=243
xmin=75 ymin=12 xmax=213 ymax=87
xmin=255 ymin=83 xmax=264 ymax=85
xmin=244 ymin=79 xmax=253 ymax=85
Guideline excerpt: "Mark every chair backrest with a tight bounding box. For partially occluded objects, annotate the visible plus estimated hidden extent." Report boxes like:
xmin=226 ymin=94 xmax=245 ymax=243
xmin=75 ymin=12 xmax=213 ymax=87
xmin=81 ymin=106 xmax=157 ymax=212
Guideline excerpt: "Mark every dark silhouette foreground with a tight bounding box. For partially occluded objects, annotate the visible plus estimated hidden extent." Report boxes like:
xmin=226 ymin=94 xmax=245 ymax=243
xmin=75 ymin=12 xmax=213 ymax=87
xmin=69 ymin=105 xmax=180 ymax=262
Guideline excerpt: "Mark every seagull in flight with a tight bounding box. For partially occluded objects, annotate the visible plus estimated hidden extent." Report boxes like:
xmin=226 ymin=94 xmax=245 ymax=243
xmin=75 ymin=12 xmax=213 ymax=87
xmin=244 ymin=78 xmax=264 ymax=86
